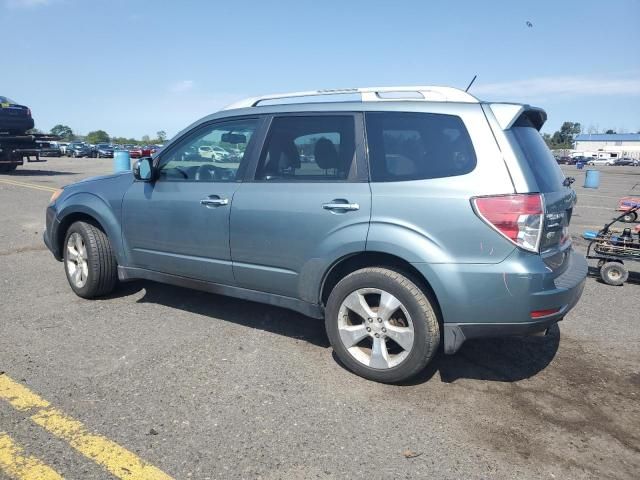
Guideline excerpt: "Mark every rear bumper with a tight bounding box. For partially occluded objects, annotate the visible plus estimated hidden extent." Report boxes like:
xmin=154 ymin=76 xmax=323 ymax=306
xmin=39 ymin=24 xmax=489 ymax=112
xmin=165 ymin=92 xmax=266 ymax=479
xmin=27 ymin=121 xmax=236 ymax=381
xmin=412 ymin=248 xmax=587 ymax=354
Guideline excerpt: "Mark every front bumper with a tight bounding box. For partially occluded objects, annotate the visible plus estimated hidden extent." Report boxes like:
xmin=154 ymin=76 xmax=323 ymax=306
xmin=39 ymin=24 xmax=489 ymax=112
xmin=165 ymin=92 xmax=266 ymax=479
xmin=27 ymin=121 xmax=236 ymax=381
xmin=43 ymin=205 xmax=62 ymax=260
xmin=412 ymin=248 xmax=587 ymax=354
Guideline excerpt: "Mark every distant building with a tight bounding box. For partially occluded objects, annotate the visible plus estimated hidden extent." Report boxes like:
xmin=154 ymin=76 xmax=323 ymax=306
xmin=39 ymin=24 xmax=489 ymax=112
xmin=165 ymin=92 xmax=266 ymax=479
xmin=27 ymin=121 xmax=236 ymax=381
xmin=574 ymin=133 xmax=640 ymax=160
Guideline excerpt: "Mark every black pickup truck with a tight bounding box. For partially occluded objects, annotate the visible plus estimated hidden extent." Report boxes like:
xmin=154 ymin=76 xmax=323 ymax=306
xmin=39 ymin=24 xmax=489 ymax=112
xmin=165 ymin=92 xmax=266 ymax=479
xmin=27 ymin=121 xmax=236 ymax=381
xmin=0 ymin=95 xmax=57 ymax=172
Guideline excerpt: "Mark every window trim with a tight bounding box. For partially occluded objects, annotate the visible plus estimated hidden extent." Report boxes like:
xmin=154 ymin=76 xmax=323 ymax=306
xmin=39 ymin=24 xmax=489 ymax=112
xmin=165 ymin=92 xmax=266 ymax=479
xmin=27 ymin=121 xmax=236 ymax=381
xmin=244 ymin=112 xmax=368 ymax=183
xmin=152 ymin=116 xmax=265 ymax=183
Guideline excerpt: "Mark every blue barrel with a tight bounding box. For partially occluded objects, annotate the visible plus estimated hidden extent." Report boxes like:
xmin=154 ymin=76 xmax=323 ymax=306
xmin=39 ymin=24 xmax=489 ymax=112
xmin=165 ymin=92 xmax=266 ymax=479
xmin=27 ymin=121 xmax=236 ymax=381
xmin=113 ymin=150 xmax=131 ymax=173
xmin=576 ymin=162 xmax=584 ymax=170
xmin=584 ymin=169 xmax=600 ymax=188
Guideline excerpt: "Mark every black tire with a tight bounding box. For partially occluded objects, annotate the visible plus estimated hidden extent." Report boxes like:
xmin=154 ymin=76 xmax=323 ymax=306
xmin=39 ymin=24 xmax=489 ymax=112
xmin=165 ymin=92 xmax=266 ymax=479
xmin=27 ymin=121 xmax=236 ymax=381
xmin=0 ymin=164 xmax=17 ymax=172
xmin=600 ymin=262 xmax=628 ymax=286
xmin=325 ymin=267 xmax=440 ymax=383
xmin=63 ymin=221 xmax=118 ymax=298
xmin=622 ymin=211 xmax=638 ymax=223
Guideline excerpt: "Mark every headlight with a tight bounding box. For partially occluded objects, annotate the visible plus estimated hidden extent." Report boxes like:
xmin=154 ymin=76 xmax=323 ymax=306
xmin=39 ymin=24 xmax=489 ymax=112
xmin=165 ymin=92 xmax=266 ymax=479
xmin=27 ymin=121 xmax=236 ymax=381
xmin=49 ymin=189 xmax=63 ymax=204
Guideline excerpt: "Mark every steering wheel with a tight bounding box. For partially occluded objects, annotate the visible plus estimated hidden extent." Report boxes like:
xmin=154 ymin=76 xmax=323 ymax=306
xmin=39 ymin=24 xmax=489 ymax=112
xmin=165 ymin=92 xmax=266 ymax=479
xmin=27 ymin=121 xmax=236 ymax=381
xmin=173 ymin=166 xmax=189 ymax=179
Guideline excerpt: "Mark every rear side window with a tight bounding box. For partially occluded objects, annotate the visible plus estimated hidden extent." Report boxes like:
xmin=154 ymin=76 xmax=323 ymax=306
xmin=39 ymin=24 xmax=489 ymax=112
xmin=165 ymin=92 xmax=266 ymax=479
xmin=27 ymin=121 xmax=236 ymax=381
xmin=255 ymin=115 xmax=356 ymax=181
xmin=506 ymin=116 xmax=565 ymax=192
xmin=365 ymin=112 xmax=476 ymax=182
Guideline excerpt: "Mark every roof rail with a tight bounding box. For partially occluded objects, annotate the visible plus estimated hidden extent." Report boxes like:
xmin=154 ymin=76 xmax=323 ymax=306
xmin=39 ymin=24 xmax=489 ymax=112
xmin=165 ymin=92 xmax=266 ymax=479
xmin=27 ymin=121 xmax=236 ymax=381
xmin=222 ymin=86 xmax=479 ymax=110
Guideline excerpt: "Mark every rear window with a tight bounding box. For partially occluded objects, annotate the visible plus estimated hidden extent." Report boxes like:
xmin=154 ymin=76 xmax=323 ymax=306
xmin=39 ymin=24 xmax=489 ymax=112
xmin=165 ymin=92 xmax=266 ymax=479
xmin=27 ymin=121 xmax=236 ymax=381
xmin=507 ymin=116 xmax=565 ymax=192
xmin=365 ymin=112 xmax=477 ymax=182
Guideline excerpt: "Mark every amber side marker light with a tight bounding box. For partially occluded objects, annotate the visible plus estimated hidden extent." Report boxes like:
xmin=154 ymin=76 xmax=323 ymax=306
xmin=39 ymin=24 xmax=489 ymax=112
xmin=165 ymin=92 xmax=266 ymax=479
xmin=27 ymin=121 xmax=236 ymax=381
xmin=49 ymin=189 xmax=63 ymax=204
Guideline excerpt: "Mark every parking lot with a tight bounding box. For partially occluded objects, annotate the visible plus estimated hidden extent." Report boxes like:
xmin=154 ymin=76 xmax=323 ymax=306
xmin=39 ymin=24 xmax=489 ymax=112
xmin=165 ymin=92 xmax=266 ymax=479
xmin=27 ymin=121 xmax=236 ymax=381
xmin=0 ymin=158 xmax=638 ymax=479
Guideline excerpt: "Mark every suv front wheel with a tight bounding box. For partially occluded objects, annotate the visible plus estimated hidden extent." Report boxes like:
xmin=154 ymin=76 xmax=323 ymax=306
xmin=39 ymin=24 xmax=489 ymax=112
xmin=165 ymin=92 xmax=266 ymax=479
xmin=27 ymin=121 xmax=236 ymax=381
xmin=63 ymin=221 xmax=118 ymax=298
xmin=325 ymin=267 xmax=440 ymax=383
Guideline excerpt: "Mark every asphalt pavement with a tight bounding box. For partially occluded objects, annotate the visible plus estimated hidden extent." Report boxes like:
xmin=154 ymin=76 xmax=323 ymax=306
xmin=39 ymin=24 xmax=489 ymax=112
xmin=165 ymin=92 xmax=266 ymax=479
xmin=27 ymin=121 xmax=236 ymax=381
xmin=0 ymin=158 xmax=638 ymax=479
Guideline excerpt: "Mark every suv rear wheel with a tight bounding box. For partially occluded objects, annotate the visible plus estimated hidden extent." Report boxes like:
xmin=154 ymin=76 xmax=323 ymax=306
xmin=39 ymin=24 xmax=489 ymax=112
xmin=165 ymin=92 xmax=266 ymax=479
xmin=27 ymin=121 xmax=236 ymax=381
xmin=63 ymin=221 xmax=118 ymax=298
xmin=325 ymin=267 xmax=440 ymax=383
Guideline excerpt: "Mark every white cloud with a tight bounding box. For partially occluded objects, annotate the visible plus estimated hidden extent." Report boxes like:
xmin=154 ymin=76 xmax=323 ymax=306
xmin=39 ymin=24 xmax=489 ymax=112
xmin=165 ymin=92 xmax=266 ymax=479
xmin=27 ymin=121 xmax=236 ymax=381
xmin=473 ymin=74 xmax=640 ymax=100
xmin=4 ymin=0 xmax=51 ymax=7
xmin=169 ymin=80 xmax=195 ymax=93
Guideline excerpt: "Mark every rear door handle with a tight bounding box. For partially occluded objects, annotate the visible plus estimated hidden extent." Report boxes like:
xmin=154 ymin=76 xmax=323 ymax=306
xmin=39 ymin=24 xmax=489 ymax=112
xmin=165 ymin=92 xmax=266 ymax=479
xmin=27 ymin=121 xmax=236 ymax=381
xmin=200 ymin=195 xmax=229 ymax=207
xmin=322 ymin=201 xmax=360 ymax=212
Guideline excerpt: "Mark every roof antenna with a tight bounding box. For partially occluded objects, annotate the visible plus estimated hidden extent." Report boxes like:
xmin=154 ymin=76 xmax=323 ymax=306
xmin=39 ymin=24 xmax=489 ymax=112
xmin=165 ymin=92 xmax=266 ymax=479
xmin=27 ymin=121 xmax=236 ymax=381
xmin=465 ymin=74 xmax=477 ymax=92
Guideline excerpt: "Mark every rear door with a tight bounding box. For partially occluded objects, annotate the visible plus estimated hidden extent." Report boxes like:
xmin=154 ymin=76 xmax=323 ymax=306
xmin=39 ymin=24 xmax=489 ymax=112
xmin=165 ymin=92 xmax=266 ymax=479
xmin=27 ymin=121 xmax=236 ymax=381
xmin=504 ymin=114 xmax=576 ymax=268
xmin=229 ymin=113 xmax=371 ymax=302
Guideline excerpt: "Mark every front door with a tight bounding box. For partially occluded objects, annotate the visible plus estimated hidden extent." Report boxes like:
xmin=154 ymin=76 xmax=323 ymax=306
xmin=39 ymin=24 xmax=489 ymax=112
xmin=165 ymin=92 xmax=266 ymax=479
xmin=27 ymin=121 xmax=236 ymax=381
xmin=230 ymin=114 xmax=371 ymax=301
xmin=122 ymin=118 xmax=259 ymax=284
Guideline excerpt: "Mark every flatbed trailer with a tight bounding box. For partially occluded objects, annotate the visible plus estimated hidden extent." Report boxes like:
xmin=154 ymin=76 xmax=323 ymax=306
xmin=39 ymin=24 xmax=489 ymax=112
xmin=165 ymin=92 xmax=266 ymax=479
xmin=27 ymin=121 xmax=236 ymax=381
xmin=0 ymin=132 xmax=60 ymax=172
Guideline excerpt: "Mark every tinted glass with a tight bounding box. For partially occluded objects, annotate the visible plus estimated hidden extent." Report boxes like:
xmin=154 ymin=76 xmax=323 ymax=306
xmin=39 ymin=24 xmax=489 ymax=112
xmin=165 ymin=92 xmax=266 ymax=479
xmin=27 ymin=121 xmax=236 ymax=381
xmin=507 ymin=116 xmax=565 ymax=192
xmin=365 ymin=112 xmax=476 ymax=182
xmin=158 ymin=119 xmax=257 ymax=182
xmin=255 ymin=116 xmax=355 ymax=181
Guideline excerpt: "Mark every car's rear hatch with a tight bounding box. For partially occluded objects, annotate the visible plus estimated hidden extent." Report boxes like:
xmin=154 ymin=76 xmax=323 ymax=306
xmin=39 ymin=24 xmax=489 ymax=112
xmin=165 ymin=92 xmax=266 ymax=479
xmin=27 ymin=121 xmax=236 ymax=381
xmin=502 ymin=110 xmax=576 ymax=272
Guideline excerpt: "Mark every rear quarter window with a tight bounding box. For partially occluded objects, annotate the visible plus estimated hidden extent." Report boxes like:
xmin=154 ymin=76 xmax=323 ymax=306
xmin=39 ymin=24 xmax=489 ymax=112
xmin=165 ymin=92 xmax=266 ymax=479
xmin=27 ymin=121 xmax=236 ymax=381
xmin=506 ymin=116 xmax=565 ymax=192
xmin=365 ymin=112 xmax=477 ymax=182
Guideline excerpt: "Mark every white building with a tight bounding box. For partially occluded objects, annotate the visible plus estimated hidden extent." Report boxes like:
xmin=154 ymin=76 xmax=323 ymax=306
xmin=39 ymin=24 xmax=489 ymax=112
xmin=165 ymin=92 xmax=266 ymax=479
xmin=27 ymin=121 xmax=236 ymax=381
xmin=573 ymin=133 xmax=640 ymax=160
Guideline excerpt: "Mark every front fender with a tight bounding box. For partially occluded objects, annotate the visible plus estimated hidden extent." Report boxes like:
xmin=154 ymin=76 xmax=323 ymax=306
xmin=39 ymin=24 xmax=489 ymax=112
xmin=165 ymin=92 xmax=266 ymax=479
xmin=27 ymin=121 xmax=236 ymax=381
xmin=55 ymin=192 xmax=127 ymax=265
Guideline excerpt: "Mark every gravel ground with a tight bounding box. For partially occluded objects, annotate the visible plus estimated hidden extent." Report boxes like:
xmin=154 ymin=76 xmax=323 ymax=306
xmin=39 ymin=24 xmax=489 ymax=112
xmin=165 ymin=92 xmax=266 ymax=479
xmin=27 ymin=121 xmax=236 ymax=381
xmin=0 ymin=158 xmax=638 ymax=479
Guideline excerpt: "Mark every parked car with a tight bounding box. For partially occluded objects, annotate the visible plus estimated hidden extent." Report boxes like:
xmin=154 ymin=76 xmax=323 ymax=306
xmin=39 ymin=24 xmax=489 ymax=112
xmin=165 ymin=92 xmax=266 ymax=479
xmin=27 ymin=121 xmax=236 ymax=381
xmin=94 ymin=144 xmax=114 ymax=158
xmin=127 ymin=146 xmax=152 ymax=159
xmin=66 ymin=142 xmax=92 ymax=158
xmin=53 ymin=142 xmax=69 ymax=155
xmin=572 ymin=155 xmax=593 ymax=165
xmin=37 ymin=141 xmax=61 ymax=157
xmin=43 ymin=85 xmax=586 ymax=383
xmin=198 ymin=145 xmax=230 ymax=161
xmin=587 ymin=158 xmax=616 ymax=166
xmin=557 ymin=156 xmax=574 ymax=165
xmin=614 ymin=157 xmax=639 ymax=166
xmin=0 ymin=95 xmax=34 ymax=134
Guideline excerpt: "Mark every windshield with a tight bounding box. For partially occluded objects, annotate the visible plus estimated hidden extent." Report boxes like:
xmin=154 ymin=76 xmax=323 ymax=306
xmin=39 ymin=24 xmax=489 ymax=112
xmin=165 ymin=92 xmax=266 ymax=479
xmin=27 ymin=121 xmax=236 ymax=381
xmin=0 ymin=96 xmax=16 ymax=104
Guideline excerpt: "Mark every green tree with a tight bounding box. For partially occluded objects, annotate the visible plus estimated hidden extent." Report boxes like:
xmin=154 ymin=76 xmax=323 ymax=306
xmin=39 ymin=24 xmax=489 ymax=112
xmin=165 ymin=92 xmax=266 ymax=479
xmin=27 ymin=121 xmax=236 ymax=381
xmin=50 ymin=124 xmax=74 ymax=140
xmin=543 ymin=121 xmax=581 ymax=149
xmin=156 ymin=130 xmax=167 ymax=143
xmin=85 ymin=130 xmax=110 ymax=144
xmin=141 ymin=134 xmax=151 ymax=144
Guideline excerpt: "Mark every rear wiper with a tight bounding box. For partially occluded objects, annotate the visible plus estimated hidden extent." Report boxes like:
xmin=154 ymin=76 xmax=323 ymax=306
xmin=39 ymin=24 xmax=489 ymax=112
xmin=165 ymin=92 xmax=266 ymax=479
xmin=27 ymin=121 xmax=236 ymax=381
xmin=563 ymin=177 xmax=575 ymax=187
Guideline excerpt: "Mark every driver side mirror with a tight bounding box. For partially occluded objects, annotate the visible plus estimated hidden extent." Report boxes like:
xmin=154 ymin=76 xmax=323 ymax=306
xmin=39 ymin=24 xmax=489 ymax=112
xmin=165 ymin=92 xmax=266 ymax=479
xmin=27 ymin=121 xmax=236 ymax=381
xmin=133 ymin=157 xmax=153 ymax=182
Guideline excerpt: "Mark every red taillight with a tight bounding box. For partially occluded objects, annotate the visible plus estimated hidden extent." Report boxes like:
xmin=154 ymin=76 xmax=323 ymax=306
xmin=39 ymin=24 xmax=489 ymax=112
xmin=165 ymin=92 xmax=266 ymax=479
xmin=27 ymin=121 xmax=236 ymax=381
xmin=531 ymin=308 xmax=561 ymax=318
xmin=472 ymin=194 xmax=544 ymax=253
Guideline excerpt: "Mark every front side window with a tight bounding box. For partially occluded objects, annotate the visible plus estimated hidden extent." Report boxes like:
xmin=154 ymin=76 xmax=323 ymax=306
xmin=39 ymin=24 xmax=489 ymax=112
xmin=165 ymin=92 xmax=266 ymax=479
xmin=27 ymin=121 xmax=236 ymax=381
xmin=255 ymin=116 xmax=356 ymax=181
xmin=365 ymin=112 xmax=477 ymax=182
xmin=157 ymin=119 xmax=257 ymax=182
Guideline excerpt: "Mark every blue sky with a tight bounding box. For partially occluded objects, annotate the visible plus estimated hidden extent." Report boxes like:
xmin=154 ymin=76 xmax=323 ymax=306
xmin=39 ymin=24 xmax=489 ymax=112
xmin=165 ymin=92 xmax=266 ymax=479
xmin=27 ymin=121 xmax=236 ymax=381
xmin=2 ymin=0 xmax=639 ymax=139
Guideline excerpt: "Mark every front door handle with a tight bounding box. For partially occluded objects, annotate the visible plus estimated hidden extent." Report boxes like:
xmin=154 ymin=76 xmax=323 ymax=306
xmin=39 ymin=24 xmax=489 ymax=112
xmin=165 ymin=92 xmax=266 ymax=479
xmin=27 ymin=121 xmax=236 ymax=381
xmin=200 ymin=195 xmax=229 ymax=207
xmin=322 ymin=200 xmax=360 ymax=212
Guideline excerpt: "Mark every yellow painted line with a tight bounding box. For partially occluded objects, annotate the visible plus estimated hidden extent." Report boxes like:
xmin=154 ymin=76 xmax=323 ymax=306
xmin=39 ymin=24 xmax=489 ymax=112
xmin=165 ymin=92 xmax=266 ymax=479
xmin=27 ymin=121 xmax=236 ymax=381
xmin=0 ymin=432 xmax=64 ymax=480
xmin=0 ymin=374 xmax=173 ymax=480
xmin=0 ymin=178 xmax=58 ymax=193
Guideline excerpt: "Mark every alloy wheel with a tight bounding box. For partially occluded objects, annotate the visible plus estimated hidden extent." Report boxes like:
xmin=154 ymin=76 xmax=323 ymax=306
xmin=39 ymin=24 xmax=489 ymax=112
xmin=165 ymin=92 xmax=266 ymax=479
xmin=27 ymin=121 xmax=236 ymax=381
xmin=337 ymin=288 xmax=414 ymax=369
xmin=66 ymin=232 xmax=88 ymax=288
